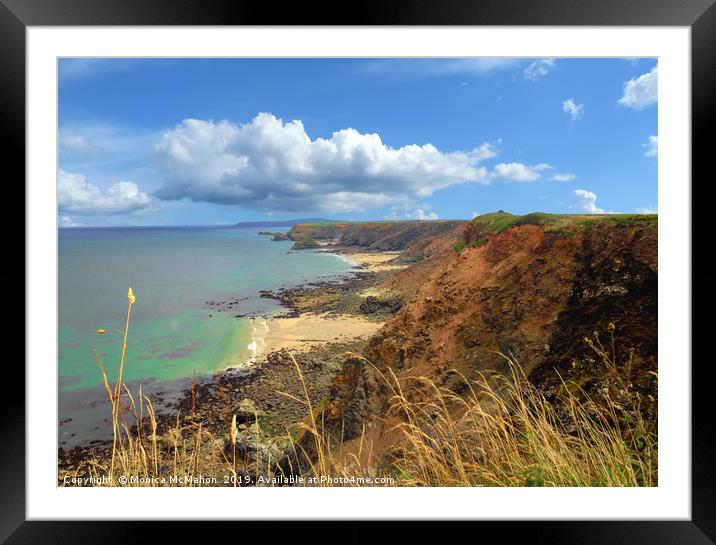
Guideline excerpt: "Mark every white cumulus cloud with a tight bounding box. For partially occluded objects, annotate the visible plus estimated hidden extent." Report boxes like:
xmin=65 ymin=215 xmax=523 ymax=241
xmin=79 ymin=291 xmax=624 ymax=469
xmin=618 ymin=66 xmax=658 ymax=110
xmin=572 ymin=189 xmax=604 ymax=214
xmin=491 ymin=162 xmax=552 ymax=183
xmin=643 ymin=135 xmax=658 ymax=157
xmin=550 ymin=172 xmax=576 ymax=182
xmin=409 ymin=207 xmax=438 ymax=220
xmin=636 ymin=206 xmax=658 ymax=214
xmin=58 ymin=170 xmax=155 ymax=215
xmin=562 ymin=99 xmax=585 ymax=121
xmin=153 ymin=113 xmax=498 ymax=213
xmin=524 ymin=59 xmax=556 ymax=80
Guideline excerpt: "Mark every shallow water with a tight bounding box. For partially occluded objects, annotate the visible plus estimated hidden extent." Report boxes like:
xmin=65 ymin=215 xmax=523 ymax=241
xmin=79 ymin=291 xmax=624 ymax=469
xmin=58 ymin=226 xmax=352 ymax=447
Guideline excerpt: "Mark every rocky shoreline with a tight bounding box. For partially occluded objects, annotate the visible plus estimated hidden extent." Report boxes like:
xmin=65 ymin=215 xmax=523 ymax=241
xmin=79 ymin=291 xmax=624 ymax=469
xmin=58 ymin=246 xmax=405 ymax=482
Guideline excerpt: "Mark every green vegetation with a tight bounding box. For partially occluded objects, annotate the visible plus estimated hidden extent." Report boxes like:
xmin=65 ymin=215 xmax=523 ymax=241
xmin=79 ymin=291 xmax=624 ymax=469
xmin=472 ymin=210 xmax=525 ymax=233
xmin=607 ymin=214 xmax=658 ymax=228
xmin=456 ymin=210 xmax=657 ymax=251
xmin=472 ymin=210 xmax=656 ymax=233
xmin=454 ymin=237 xmax=489 ymax=253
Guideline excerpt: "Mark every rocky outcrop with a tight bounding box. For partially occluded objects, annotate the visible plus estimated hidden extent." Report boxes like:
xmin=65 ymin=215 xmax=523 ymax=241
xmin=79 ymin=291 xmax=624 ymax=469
xmin=290 ymin=232 xmax=321 ymax=249
xmin=259 ymin=230 xmax=290 ymax=241
xmin=290 ymin=352 xmax=383 ymax=471
xmin=324 ymin=353 xmax=383 ymax=440
xmin=235 ymin=398 xmax=266 ymax=422
xmin=359 ymin=296 xmax=402 ymax=315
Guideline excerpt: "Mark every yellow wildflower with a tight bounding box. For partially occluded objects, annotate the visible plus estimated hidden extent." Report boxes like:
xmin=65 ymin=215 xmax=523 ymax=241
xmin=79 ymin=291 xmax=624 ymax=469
xmin=96 ymin=328 xmax=106 ymax=335
xmin=128 ymin=287 xmax=136 ymax=305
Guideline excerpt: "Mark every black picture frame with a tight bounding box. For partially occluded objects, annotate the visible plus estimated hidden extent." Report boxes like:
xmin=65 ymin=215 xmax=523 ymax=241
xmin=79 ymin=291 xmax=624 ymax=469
xmin=2 ymin=0 xmax=712 ymax=542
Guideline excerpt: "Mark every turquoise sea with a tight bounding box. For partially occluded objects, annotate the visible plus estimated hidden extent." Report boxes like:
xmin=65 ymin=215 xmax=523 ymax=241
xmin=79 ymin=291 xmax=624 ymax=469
xmin=58 ymin=226 xmax=352 ymax=447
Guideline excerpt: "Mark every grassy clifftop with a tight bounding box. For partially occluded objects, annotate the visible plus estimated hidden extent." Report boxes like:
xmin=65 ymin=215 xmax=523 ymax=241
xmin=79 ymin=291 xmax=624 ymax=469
xmin=457 ymin=210 xmax=657 ymax=251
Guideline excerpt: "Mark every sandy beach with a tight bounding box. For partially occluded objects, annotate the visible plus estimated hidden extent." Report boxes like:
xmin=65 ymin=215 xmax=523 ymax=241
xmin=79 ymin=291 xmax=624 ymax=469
xmin=244 ymin=248 xmax=399 ymax=358
xmin=260 ymin=312 xmax=383 ymax=354
xmin=330 ymin=250 xmax=407 ymax=272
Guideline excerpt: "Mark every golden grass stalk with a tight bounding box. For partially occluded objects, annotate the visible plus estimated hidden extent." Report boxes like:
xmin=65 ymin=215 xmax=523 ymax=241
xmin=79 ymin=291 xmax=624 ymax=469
xmin=108 ymin=287 xmax=136 ymax=477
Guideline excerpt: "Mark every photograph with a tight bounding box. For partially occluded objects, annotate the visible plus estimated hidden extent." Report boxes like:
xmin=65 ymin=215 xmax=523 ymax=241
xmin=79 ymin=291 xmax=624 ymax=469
xmin=56 ymin=56 xmax=659 ymax=488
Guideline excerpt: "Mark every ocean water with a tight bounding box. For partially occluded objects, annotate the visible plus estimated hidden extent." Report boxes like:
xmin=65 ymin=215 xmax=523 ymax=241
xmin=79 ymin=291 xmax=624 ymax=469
xmin=58 ymin=226 xmax=352 ymax=447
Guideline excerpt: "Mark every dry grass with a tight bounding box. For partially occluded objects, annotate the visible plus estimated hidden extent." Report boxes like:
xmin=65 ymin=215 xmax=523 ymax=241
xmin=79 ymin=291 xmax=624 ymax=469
xmin=279 ymin=343 xmax=656 ymax=487
xmin=371 ymin=355 xmax=656 ymax=487
xmin=61 ymin=291 xmax=656 ymax=487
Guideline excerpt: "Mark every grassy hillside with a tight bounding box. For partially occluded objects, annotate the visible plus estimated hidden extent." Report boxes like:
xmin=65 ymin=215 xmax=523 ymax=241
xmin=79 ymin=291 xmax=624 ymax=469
xmin=457 ymin=211 xmax=657 ymax=251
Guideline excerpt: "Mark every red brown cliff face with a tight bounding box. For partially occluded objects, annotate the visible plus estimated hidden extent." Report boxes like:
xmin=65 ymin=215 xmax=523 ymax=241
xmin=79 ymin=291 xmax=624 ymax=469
xmin=300 ymin=214 xmax=657 ymax=467
xmin=365 ymin=217 xmax=657 ymax=398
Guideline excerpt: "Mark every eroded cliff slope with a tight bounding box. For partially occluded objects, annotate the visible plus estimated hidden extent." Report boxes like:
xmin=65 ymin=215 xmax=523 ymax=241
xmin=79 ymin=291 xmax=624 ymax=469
xmin=319 ymin=212 xmax=658 ymax=455
xmin=368 ymin=212 xmax=657 ymax=380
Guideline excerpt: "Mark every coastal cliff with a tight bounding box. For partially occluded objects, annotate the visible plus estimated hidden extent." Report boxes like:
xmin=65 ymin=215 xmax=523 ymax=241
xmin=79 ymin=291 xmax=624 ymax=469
xmin=322 ymin=212 xmax=658 ymax=460
xmin=287 ymin=220 xmax=464 ymax=251
xmin=369 ymin=212 xmax=657 ymax=380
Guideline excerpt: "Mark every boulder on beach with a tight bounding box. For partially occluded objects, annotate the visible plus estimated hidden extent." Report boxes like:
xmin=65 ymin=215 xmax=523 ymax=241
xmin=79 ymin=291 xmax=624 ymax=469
xmin=235 ymin=398 xmax=266 ymax=422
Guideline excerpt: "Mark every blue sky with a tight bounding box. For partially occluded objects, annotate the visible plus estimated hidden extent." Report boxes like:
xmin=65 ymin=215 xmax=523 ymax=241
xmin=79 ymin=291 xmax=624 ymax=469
xmin=58 ymin=58 xmax=658 ymax=226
